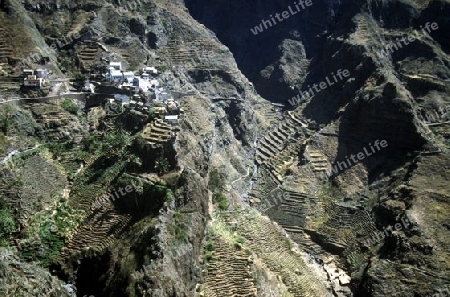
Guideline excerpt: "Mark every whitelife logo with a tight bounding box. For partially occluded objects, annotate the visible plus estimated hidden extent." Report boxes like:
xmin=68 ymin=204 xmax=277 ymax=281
xmin=328 ymin=140 xmax=388 ymax=177
xmin=250 ymin=0 xmax=313 ymax=35
xmin=376 ymin=22 xmax=439 ymax=58
xmin=91 ymin=179 xmax=143 ymax=210
xmin=364 ymin=216 xmax=410 ymax=247
xmin=288 ymin=69 xmax=350 ymax=106
xmin=257 ymin=188 xmax=290 ymax=212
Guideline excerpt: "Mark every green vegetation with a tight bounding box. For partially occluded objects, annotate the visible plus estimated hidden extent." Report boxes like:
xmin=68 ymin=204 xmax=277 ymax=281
xmin=0 ymin=132 xmax=9 ymax=155
xmin=74 ymin=72 xmax=88 ymax=88
xmin=204 ymin=241 xmax=216 ymax=263
xmin=148 ymin=107 xmax=159 ymax=121
xmin=209 ymin=167 xmax=229 ymax=210
xmin=165 ymin=188 xmax=174 ymax=202
xmin=70 ymin=129 xmax=139 ymax=205
xmin=175 ymin=225 xmax=188 ymax=241
xmin=134 ymin=135 xmax=148 ymax=151
xmin=214 ymin=192 xmax=229 ymax=211
xmin=235 ymin=236 xmax=245 ymax=245
xmin=172 ymin=211 xmax=188 ymax=242
xmin=218 ymin=195 xmax=228 ymax=210
xmin=285 ymin=239 xmax=293 ymax=249
xmin=59 ymin=57 xmax=71 ymax=70
xmin=155 ymin=155 xmax=170 ymax=175
xmin=0 ymin=104 xmax=14 ymax=134
xmin=46 ymin=141 xmax=69 ymax=157
xmin=0 ymin=208 xmax=16 ymax=243
xmin=204 ymin=242 xmax=216 ymax=252
xmin=318 ymin=182 xmax=345 ymax=204
xmin=208 ymin=166 xmax=227 ymax=192
xmin=20 ymin=196 xmax=84 ymax=266
xmin=61 ymin=98 xmax=79 ymax=115
xmin=155 ymin=65 xmax=168 ymax=73
xmin=205 ymin=252 xmax=213 ymax=262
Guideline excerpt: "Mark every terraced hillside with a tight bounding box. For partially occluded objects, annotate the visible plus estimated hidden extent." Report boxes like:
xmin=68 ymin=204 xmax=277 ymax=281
xmin=0 ymin=11 xmax=32 ymax=64
xmin=202 ymin=211 xmax=334 ymax=297
xmin=141 ymin=118 xmax=174 ymax=144
xmin=76 ymin=41 xmax=106 ymax=71
xmin=1 ymin=0 xmax=450 ymax=296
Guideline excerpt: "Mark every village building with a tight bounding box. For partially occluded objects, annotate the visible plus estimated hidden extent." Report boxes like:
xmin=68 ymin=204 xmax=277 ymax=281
xmin=22 ymin=69 xmax=34 ymax=77
xmin=123 ymin=71 xmax=135 ymax=83
xmin=164 ymin=115 xmax=179 ymax=126
xmin=23 ymin=75 xmax=44 ymax=88
xmin=109 ymin=61 xmax=122 ymax=70
xmin=114 ymin=94 xmax=130 ymax=105
xmin=133 ymin=77 xmax=156 ymax=93
xmin=22 ymin=68 xmax=49 ymax=88
xmin=35 ymin=68 xmax=49 ymax=79
xmin=106 ymin=69 xmax=123 ymax=82
xmin=142 ymin=66 xmax=157 ymax=76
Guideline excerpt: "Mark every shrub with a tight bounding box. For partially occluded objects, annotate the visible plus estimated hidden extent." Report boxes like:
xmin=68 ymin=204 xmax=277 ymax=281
xmin=175 ymin=225 xmax=188 ymax=242
xmin=235 ymin=236 xmax=245 ymax=245
xmin=155 ymin=156 xmax=170 ymax=175
xmin=20 ymin=200 xmax=84 ymax=266
xmin=166 ymin=189 xmax=174 ymax=202
xmin=204 ymin=242 xmax=216 ymax=252
xmin=205 ymin=252 xmax=213 ymax=262
xmin=61 ymin=98 xmax=79 ymax=115
xmin=215 ymin=193 xmax=228 ymax=210
xmin=0 ymin=208 xmax=15 ymax=238
xmin=148 ymin=108 xmax=158 ymax=121
xmin=209 ymin=167 xmax=227 ymax=192
xmin=0 ymin=133 xmax=9 ymax=155
xmin=286 ymin=239 xmax=293 ymax=249
xmin=155 ymin=65 xmax=168 ymax=73
xmin=74 ymin=72 xmax=88 ymax=87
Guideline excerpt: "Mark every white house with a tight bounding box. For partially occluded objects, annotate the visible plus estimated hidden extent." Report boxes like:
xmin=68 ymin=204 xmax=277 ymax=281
xmin=109 ymin=61 xmax=122 ymax=70
xmin=22 ymin=69 xmax=34 ymax=77
xmin=35 ymin=68 xmax=48 ymax=79
xmin=106 ymin=69 xmax=123 ymax=82
xmin=164 ymin=115 xmax=179 ymax=126
xmin=142 ymin=66 xmax=157 ymax=75
xmin=133 ymin=77 xmax=153 ymax=92
xmin=123 ymin=71 xmax=135 ymax=83
xmin=23 ymin=75 xmax=43 ymax=88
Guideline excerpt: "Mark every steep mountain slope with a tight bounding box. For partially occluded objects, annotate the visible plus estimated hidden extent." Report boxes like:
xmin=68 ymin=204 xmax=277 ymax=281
xmin=0 ymin=0 xmax=449 ymax=296
xmin=185 ymin=0 xmax=450 ymax=296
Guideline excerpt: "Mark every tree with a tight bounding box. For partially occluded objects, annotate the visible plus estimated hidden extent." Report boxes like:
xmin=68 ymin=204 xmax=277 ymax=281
xmin=61 ymin=98 xmax=79 ymax=114
xmin=155 ymin=156 xmax=169 ymax=175
xmin=148 ymin=108 xmax=158 ymax=121
xmin=74 ymin=72 xmax=88 ymax=88
xmin=208 ymin=166 xmax=227 ymax=192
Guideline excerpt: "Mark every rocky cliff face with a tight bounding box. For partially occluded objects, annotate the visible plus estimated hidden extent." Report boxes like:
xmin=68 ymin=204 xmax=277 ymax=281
xmin=0 ymin=0 xmax=449 ymax=296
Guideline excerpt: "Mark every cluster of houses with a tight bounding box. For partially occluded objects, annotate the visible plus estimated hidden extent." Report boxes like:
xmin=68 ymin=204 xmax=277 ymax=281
xmin=104 ymin=61 xmax=182 ymax=126
xmin=20 ymin=61 xmax=182 ymax=128
xmin=104 ymin=62 xmax=159 ymax=93
xmin=22 ymin=68 xmax=49 ymax=88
